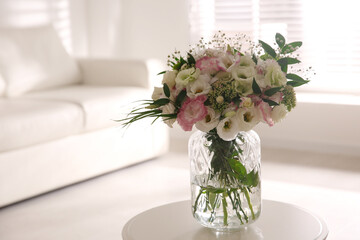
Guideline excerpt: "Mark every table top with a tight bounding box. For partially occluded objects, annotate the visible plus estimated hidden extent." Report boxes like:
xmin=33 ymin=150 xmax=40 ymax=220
xmin=122 ymin=199 xmax=328 ymax=240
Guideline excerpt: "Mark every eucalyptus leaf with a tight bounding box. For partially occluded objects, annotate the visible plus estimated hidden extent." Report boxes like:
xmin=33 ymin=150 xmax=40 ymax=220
xmin=252 ymin=78 xmax=261 ymax=94
xmin=286 ymin=73 xmax=306 ymax=82
xmin=175 ymin=89 xmax=187 ymax=107
xmin=287 ymin=80 xmax=309 ymax=87
xmin=228 ymin=157 xmax=247 ymax=177
xmin=275 ymin=33 xmax=285 ymax=48
xmin=252 ymin=54 xmax=258 ymax=64
xmin=153 ymin=98 xmax=170 ymax=107
xmin=281 ymin=41 xmax=302 ymax=54
xmin=262 ymin=98 xmax=279 ymax=106
xmin=163 ymin=83 xmax=170 ymax=98
xmin=264 ymin=87 xmax=282 ymax=96
xmin=259 ymin=40 xmax=277 ymax=59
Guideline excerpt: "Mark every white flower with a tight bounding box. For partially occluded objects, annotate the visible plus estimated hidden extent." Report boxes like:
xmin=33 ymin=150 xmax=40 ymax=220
xmin=216 ymin=116 xmax=239 ymax=141
xmin=236 ymin=107 xmax=260 ymax=131
xmin=187 ymin=74 xmax=211 ymax=98
xmin=162 ymin=70 xmax=177 ymax=89
xmin=195 ymin=107 xmax=220 ymax=132
xmin=232 ymin=66 xmax=255 ymax=82
xmin=151 ymin=87 xmax=163 ymax=100
xmin=271 ymin=104 xmax=288 ymax=123
xmin=239 ymin=54 xmax=256 ymax=68
xmin=233 ymin=79 xmax=253 ymax=96
xmin=264 ymin=60 xmax=287 ymax=87
xmin=175 ymin=68 xmax=200 ymax=88
xmin=161 ymin=103 xmax=176 ymax=128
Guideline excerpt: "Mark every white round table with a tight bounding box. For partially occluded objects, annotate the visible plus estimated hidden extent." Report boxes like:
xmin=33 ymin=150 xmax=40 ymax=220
xmin=122 ymin=200 xmax=328 ymax=240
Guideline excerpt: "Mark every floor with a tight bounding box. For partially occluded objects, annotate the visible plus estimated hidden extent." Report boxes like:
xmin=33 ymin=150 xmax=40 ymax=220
xmin=0 ymin=148 xmax=359 ymax=240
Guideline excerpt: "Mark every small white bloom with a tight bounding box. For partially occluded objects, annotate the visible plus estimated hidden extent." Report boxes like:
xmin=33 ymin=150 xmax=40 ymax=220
xmin=151 ymin=87 xmax=163 ymax=100
xmin=216 ymin=117 xmax=240 ymax=141
xmin=175 ymin=68 xmax=200 ymax=88
xmin=242 ymin=97 xmax=254 ymax=108
xmin=187 ymin=74 xmax=212 ymax=98
xmin=236 ymin=107 xmax=260 ymax=131
xmin=271 ymin=104 xmax=288 ymax=123
xmin=195 ymin=107 xmax=220 ymax=132
xmin=162 ymin=70 xmax=177 ymax=89
xmin=161 ymin=103 xmax=176 ymax=128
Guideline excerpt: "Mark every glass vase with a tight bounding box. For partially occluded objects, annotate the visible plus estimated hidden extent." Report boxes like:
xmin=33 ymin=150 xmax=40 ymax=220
xmin=189 ymin=130 xmax=261 ymax=231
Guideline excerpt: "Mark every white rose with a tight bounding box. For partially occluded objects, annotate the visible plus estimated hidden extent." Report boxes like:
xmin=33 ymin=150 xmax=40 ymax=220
xmin=236 ymin=107 xmax=260 ymax=131
xmin=271 ymin=104 xmax=288 ymax=123
xmin=216 ymin=116 xmax=240 ymax=141
xmin=264 ymin=60 xmax=286 ymax=87
xmin=151 ymin=87 xmax=163 ymax=100
xmin=161 ymin=103 xmax=176 ymax=128
xmin=162 ymin=70 xmax=177 ymax=89
xmin=195 ymin=107 xmax=220 ymax=132
xmin=175 ymin=68 xmax=200 ymax=88
xmin=187 ymin=74 xmax=211 ymax=98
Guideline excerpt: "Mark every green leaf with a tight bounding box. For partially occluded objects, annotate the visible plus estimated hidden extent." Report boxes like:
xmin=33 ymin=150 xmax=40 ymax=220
xmin=281 ymin=41 xmax=302 ymax=54
xmin=252 ymin=54 xmax=258 ymax=64
xmin=276 ymin=33 xmax=286 ymax=48
xmin=175 ymin=89 xmax=187 ymax=107
xmin=152 ymin=98 xmax=170 ymax=107
xmin=264 ymin=87 xmax=282 ymax=96
xmin=287 ymin=80 xmax=309 ymax=87
xmin=228 ymin=157 xmax=247 ymax=177
xmin=187 ymin=53 xmax=196 ymax=66
xmin=173 ymin=57 xmax=187 ymax=70
xmin=252 ymin=78 xmax=261 ymax=94
xmin=157 ymin=71 xmax=166 ymax=75
xmin=163 ymin=83 xmax=170 ymax=98
xmin=286 ymin=73 xmax=308 ymax=82
xmin=259 ymin=40 xmax=277 ymax=59
xmin=262 ymin=98 xmax=279 ymax=106
xmin=245 ymin=170 xmax=259 ymax=187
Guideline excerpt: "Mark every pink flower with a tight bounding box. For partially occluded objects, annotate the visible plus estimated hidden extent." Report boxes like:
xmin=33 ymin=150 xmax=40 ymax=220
xmin=195 ymin=56 xmax=221 ymax=74
xmin=258 ymin=101 xmax=274 ymax=127
xmin=177 ymin=95 xmax=208 ymax=131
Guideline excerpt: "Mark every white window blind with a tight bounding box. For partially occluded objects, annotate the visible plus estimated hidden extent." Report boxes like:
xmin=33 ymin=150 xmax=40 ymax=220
xmin=189 ymin=0 xmax=360 ymax=94
xmin=0 ymin=0 xmax=73 ymax=54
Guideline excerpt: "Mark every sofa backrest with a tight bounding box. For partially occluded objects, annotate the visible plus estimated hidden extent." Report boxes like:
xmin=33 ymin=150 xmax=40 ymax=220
xmin=0 ymin=25 xmax=81 ymax=97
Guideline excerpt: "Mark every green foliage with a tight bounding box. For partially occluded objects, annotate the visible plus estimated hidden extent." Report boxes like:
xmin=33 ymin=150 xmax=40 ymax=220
xmin=252 ymin=78 xmax=261 ymax=94
xmin=286 ymin=73 xmax=309 ymax=87
xmin=282 ymin=85 xmax=297 ymax=111
xmin=175 ymin=89 xmax=187 ymax=107
xmin=163 ymin=83 xmax=170 ymax=98
xmin=259 ymin=40 xmax=277 ymax=59
xmin=157 ymin=71 xmax=166 ymax=75
xmin=263 ymin=98 xmax=279 ymax=106
xmin=264 ymin=87 xmax=283 ymax=97
xmin=275 ymin=33 xmax=285 ymax=48
xmin=187 ymin=53 xmax=196 ymax=66
xmin=277 ymin=57 xmax=301 ymax=73
xmin=281 ymin=41 xmax=302 ymax=54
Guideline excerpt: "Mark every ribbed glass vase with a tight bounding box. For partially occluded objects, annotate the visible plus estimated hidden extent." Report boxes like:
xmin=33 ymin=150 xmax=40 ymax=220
xmin=188 ymin=130 xmax=261 ymax=231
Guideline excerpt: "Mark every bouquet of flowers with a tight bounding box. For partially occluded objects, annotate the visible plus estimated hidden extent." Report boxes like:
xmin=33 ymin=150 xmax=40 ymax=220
xmin=121 ymin=32 xmax=308 ymax=139
xmin=120 ymin=32 xmax=310 ymax=229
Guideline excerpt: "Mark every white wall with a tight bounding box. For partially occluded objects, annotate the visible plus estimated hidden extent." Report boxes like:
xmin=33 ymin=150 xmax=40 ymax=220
xmin=115 ymin=0 xmax=190 ymax=61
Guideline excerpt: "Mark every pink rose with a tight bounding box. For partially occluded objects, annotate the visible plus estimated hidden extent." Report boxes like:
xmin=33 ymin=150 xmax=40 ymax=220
xmin=195 ymin=56 xmax=221 ymax=74
xmin=258 ymin=101 xmax=274 ymax=127
xmin=177 ymin=95 xmax=208 ymax=131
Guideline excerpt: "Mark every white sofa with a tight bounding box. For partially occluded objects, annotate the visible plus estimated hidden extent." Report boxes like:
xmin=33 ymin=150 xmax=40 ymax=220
xmin=0 ymin=26 xmax=169 ymax=207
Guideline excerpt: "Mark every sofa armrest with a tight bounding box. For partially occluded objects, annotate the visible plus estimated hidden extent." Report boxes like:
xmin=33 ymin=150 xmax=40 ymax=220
xmin=77 ymin=58 xmax=165 ymax=89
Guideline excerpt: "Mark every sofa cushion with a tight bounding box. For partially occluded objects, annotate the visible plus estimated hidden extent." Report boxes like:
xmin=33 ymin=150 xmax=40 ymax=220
xmin=0 ymin=99 xmax=84 ymax=152
xmin=23 ymin=85 xmax=152 ymax=131
xmin=0 ymin=25 xmax=81 ymax=97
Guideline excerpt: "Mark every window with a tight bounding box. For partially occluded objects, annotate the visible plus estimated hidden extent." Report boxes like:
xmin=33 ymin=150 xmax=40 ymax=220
xmin=189 ymin=0 xmax=360 ymax=94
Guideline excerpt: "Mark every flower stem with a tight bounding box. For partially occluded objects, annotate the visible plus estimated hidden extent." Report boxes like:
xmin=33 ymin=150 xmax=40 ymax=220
xmin=242 ymin=186 xmax=255 ymax=220
xmin=222 ymin=193 xmax=228 ymax=226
